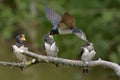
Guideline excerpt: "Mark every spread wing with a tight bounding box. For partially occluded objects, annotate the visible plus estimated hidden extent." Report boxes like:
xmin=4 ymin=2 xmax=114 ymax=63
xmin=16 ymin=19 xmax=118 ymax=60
xmin=45 ymin=6 xmax=62 ymax=26
xmin=74 ymin=29 xmax=88 ymax=42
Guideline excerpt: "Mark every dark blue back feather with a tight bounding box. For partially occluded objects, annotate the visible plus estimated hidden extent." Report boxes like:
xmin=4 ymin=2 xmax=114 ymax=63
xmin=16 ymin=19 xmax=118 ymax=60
xmin=73 ymin=28 xmax=80 ymax=33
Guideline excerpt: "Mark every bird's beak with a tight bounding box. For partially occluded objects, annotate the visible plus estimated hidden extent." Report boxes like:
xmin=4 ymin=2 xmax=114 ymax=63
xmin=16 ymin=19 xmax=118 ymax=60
xmin=49 ymin=35 xmax=54 ymax=39
xmin=21 ymin=34 xmax=26 ymax=41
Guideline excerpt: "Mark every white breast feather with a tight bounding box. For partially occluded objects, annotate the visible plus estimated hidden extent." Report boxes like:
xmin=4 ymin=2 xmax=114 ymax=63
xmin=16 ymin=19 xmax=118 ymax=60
xmin=81 ymin=48 xmax=96 ymax=62
xmin=45 ymin=42 xmax=58 ymax=57
xmin=12 ymin=45 xmax=27 ymax=61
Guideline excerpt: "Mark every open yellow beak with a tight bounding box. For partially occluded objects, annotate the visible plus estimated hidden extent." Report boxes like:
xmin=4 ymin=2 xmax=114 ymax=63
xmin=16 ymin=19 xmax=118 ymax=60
xmin=49 ymin=35 xmax=53 ymax=39
xmin=21 ymin=34 xmax=26 ymax=41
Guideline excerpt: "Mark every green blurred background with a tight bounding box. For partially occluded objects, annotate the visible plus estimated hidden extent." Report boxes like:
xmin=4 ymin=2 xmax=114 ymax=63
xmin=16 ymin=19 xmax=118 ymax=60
xmin=0 ymin=0 xmax=120 ymax=80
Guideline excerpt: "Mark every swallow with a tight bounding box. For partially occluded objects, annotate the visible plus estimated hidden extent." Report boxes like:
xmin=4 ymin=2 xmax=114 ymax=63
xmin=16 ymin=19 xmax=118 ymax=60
xmin=80 ymin=42 xmax=96 ymax=73
xmin=44 ymin=33 xmax=59 ymax=67
xmin=12 ymin=34 xmax=28 ymax=63
xmin=44 ymin=33 xmax=59 ymax=57
xmin=45 ymin=6 xmax=88 ymax=42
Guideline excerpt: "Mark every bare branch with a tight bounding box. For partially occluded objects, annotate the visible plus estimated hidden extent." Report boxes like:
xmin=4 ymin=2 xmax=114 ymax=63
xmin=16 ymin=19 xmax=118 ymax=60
xmin=89 ymin=59 xmax=120 ymax=77
xmin=0 ymin=61 xmax=25 ymax=68
xmin=0 ymin=59 xmax=37 ymax=69
xmin=22 ymin=50 xmax=120 ymax=77
xmin=0 ymin=50 xmax=120 ymax=77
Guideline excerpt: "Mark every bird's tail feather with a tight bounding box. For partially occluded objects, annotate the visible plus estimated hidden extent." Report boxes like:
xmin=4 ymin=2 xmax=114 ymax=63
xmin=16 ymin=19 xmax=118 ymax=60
xmin=55 ymin=64 xmax=59 ymax=68
xmin=82 ymin=61 xmax=89 ymax=73
xmin=83 ymin=67 xmax=88 ymax=73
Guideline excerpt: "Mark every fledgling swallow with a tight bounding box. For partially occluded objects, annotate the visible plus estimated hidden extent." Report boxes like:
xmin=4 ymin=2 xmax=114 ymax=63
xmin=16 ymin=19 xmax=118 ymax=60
xmin=12 ymin=34 xmax=28 ymax=63
xmin=44 ymin=33 xmax=59 ymax=67
xmin=80 ymin=42 xmax=96 ymax=73
xmin=44 ymin=33 xmax=59 ymax=57
xmin=45 ymin=6 xmax=88 ymax=42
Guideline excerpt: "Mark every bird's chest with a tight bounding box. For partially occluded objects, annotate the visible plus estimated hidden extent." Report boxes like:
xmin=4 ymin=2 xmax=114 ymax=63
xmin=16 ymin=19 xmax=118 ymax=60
xmin=44 ymin=43 xmax=51 ymax=51
xmin=81 ymin=50 xmax=96 ymax=61
xmin=44 ymin=43 xmax=55 ymax=50
xmin=12 ymin=45 xmax=26 ymax=61
xmin=12 ymin=45 xmax=24 ymax=53
xmin=44 ymin=43 xmax=58 ymax=56
xmin=58 ymin=23 xmax=73 ymax=34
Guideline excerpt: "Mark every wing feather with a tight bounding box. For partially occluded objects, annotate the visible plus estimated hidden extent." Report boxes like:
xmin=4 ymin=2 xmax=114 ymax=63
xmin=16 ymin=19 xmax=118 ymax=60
xmin=45 ymin=6 xmax=62 ymax=25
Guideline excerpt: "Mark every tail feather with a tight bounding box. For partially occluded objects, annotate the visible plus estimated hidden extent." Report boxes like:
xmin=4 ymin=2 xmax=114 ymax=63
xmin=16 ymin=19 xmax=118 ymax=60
xmin=82 ymin=61 xmax=89 ymax=73
xmin=55 ymin=64 xmax=59 ymax=68
xmin=83 ymin=68 xmax=88 ymax=73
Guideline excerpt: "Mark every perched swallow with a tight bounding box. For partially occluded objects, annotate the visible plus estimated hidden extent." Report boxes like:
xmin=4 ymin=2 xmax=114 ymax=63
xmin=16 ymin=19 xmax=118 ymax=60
xmin=12 ymin=34 xmax=28 ymax=63
xmin=44 ymin=33 xmax=59 ymax=67
xmin=44 ymin=33 xmax=59 ymax=57
xmin=80 ymin=42 xmax=96 ymax=73
xmin=45 ymin=6 xmax=88 ymax=42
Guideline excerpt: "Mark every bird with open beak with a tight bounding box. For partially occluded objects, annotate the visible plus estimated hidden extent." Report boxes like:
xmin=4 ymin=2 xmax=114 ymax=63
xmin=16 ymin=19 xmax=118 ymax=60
xmin=44 ymin=33 xmax=59 ymax=57
xmin=12 ymin=34 xmax=28 ymax=63
xmin=44 ymin=33 xmax=59 ymax=67
xmin=80 ymin=42 xmax=96 ymax=73
xmin=45 ymin=6 xmax=88 ymax=42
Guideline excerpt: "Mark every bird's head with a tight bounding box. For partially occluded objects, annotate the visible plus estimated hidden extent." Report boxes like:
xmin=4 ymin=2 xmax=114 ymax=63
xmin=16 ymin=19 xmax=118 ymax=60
xmin=16 ymin=34 xmax=26 ymax=43
xmin=81 ymin=42 xmax=94 ymax=51
xmin=44 ymin=33 xmax=54 ymax=42
xmin=50 ymin=29 xmax=59 ymax=35
xmin=86 ymin=42 xmax=94 ymax=51
xmin=44 ymin=33 xmax=55 ymax=45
